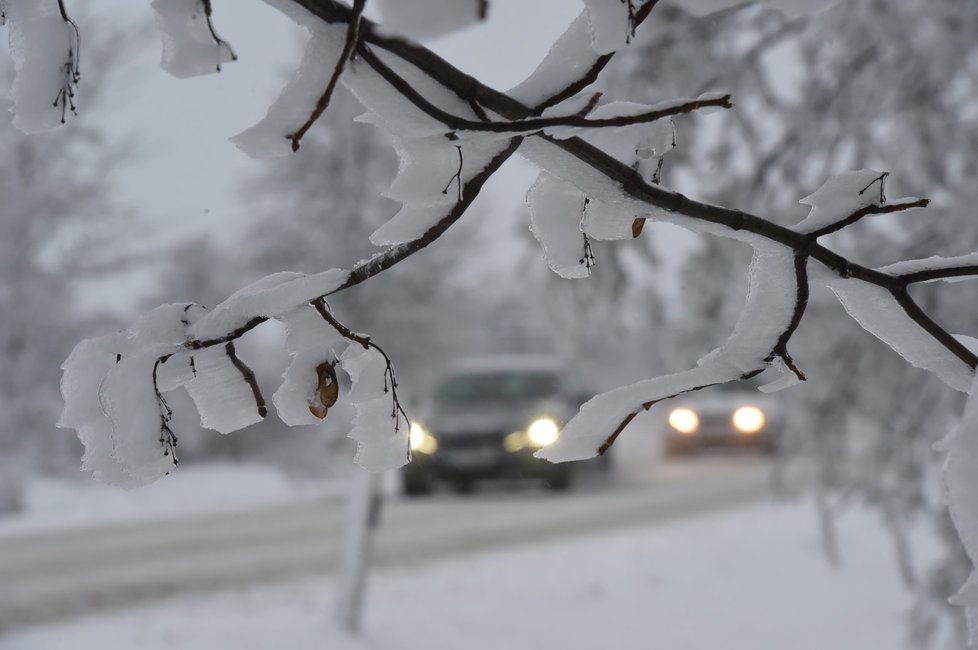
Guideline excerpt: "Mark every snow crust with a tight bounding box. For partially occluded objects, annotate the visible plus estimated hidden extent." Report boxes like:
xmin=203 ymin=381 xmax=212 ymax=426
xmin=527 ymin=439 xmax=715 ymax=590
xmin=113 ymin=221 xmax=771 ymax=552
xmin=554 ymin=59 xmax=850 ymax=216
xmin=824 ymin=275 xmax=973 ymax=392
xmin=272 ymin=306 xmax=349 ymax=426
xmin=507 ymin=13 xmax=597 ymax=108
xmin=540 ymin=243 xmax=799 ymax=462
xmin=151 ymin=0 xmax=236 ymax=79
xmin=879 ymin=253 xmax=978 ymax=283
xmin=99 ymin=354 xmax=176 ymax=487
xmin=58 ymin=304 xmax=197 ymax=488
xmin=4 ymin=0 xmax=75 ymax=133
xmin=184 ymin=346 xmax=265 ymax=434
xmin=231 ymin=24 xmax=347 ymax=158
xmin=341 ymin=345 xmax=409 ymax=471
xmin=672 ymin=0 xmax=837 ymax=18
xmin=942 ymin=372 xmax=978 ymax=640
xmin=582 ymin=0 xmax=633 ymax=55
xmin=526 ymin=172 xmax=589 ymax=279
xmin=188 ymin=269 xmax=348 ymax=341
xmin=792 ymin=169 xmax=886 ymax=234
xmin=699 ymin=244 xmax=798 ymax=372
xmin=59 ymin=266 xmax=348 ymax=487
xmin=371 ymin=137 xmax=513 ymax=246
xmin=374 ymin=0 xmax=486 ymax=41
xmin=343 ymin=50 xmax=468 ymax=140
xmin=758 ymin=356 xmax=802 ymax=393
xmin=59 ymin=333 xmax=138 ymax=487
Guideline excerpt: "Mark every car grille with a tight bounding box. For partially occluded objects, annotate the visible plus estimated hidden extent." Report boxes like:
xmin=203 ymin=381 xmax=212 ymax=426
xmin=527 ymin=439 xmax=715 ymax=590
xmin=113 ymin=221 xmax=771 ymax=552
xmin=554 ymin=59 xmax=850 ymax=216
xmin=698 ymin=413 xmax=732 ymax=429
xmin=436 ymin=431 xmax=505 ymax=450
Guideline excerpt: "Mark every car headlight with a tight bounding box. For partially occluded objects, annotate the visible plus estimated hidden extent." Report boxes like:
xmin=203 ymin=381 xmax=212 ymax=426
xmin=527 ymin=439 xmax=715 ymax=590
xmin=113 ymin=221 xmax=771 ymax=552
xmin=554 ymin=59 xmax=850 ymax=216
xmin=732 ymin=406 xmax=765 ymax=434
xmin=527 ymin=418 xmax=560 ymax=447
xmin=668 ymin=408 xmax=699 ymax=434
xmin=409 ymin=422 xmax=438 ymax=454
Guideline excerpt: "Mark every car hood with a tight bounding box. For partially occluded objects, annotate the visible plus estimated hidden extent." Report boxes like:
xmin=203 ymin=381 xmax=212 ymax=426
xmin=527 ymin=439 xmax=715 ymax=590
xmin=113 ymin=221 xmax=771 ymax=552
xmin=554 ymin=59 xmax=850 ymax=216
xmin=670 ymin=392 xmax=782 ymax=418
xmin=419 ymin=398 xmax=570 ymax=437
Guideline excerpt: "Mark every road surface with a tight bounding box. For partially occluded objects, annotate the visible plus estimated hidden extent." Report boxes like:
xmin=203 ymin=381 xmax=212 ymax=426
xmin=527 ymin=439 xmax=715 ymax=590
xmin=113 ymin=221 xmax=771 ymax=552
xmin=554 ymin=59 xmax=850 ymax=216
xmin=0 ymin=456 xmax=795 ymax=630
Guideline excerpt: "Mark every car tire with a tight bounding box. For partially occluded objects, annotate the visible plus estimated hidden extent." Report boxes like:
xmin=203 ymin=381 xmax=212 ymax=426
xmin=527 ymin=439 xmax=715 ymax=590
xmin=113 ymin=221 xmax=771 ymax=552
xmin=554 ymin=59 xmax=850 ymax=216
xmin=545 ymin=466 xmax=572 ymax=492
xmin=451 ymin=479 xmax=476 ymax=495
xmin=402 ymin=467 xmax=432 ymax=496
xmin=664 ymin=440 xmax=695 ymax=457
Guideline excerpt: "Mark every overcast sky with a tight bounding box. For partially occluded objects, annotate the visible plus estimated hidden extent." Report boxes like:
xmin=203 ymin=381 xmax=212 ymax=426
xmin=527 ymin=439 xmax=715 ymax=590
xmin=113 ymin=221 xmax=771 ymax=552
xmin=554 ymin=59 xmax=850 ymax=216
xmin=69 ymin=0 xmax=695 ymax=311
xmin=87 ymin=0 xmax=576 ymax=237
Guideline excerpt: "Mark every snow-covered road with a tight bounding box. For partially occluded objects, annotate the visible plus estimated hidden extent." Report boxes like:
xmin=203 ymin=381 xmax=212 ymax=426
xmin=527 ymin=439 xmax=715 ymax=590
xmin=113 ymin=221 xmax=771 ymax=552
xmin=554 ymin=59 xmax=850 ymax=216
xmin=0 ymin=457 xmax=787 ymax=630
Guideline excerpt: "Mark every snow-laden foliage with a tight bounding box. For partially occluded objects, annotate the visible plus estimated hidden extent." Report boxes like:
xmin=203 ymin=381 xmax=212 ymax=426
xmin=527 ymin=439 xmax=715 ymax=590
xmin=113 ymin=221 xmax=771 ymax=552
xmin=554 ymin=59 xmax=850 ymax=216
xmin=8 ymin=0 xmax=978 ymax=631
xmin=3 ymin=0 xmax=79 ymax=133
xmin=527 ymin=173 xmax=590 ymax=279
xmin=152 ymin=0 xmax=237 ymax=78
xmin=371 ymin=138 xmax=510 ymax=245
xmin=232 ymin=24 xmax=347 ymax=158
xmin=342 ymin=344 xmax=410 ymax=470
xmin=822 ymin=272 xmax=973 ymax=393
xmin=58 ymin=268 xmax=415 ymax=484
xmin=374 ymin=0 xmax=488 ymax=41
xmin=273 ymin=305 xmax=348 ymax=426
xmin=943 ymin=375 xmax=978 ymax=639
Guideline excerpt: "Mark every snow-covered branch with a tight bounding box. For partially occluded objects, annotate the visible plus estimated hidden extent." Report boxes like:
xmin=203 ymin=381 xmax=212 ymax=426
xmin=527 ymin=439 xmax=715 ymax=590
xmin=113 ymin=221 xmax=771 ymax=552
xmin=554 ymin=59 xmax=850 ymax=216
xmin=7 ymin=0 xmax=978 ymax=626
xmin=43 ymin=0 xmax=976 ymax=476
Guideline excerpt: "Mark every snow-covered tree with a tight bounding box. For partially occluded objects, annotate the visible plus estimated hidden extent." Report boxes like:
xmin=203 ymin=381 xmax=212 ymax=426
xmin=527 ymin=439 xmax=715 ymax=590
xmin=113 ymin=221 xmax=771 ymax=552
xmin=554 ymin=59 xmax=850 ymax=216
xmin=614 ymin=4 xmax=978 ymax=644
xmin=7 ymin=0 xmax=978 ymax=640
xmin=0 ymin=26 xmax=128 ymax=510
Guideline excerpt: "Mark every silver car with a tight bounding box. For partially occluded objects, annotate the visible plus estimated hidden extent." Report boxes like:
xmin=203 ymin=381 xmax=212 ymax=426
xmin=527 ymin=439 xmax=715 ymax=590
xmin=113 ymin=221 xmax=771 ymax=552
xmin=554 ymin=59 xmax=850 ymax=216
xmin=403 ymin=356 xmax=584 ymax=495
xmin=662 ymin=377 xmax=783 ymax=454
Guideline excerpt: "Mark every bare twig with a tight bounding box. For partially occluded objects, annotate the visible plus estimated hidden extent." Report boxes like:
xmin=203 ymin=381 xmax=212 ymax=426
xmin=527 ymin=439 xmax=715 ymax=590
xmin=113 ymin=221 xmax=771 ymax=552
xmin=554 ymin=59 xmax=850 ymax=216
xmin=312 ymin=299 xmax=410 ymax=433
xmin=201 ymin=0 xmax=238 ymax=72
xmin=54 ymin=0 xmax=80 ymax=123
xmin=153 ymin=354 xmax=179 ymax=467
xmin=225 ymin=342 xmax=267 ymax=418
xmin=808 ymin=198 xmax=930 ymax=240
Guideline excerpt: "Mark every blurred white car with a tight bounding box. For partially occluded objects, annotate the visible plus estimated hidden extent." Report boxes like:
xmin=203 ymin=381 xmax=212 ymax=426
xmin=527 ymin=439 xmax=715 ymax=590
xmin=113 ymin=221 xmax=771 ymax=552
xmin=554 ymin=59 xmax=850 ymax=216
xmin=662 ymin=377 xmax=782 ymax=454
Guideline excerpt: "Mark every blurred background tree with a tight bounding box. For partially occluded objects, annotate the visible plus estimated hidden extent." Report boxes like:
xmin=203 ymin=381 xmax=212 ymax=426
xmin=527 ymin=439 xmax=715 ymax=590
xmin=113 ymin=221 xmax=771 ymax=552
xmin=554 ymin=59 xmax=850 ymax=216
xmin=0 ymin=28 xmax=133 ymax=511
xmin=609 ymin=1 xmax=978 ymax=645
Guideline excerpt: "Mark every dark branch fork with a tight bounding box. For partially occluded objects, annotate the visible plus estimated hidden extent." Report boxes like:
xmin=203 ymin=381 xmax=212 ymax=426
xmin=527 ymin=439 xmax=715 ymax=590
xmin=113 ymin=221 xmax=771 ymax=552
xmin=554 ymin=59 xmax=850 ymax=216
xmin=225 ymin=341 xmax=267 ymax=419
xmin=312 ymin=298 xmax=410 ymax=441
xmin=151 ymin=0 xmax=974 ymax=459
xmin=201 ymin=0 xmax=238 ymax=72
xmin=54 ymin=0 xmax=80 ymax=123
xmin=153 ymin=355 xmax=179 ymax=467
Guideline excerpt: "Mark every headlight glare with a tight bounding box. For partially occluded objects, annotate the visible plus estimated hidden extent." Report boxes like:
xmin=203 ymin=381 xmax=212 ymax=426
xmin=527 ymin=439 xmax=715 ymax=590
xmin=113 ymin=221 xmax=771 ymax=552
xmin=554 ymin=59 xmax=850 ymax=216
xmin=527 ymin=418 xmax=560 ymax=447
xmin=409 ymin=422 xmax=438 ymax=454
xmin=732 ymin=406 xmax=765 ymax=434
xmin=668 ymin=408 xmax=699 ymax=434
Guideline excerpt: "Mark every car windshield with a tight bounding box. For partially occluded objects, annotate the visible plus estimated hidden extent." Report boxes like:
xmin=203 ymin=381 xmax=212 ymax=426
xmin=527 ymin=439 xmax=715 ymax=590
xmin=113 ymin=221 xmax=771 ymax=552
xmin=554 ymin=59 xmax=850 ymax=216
xmin=434 ymin=371 xmax=562 ymax=404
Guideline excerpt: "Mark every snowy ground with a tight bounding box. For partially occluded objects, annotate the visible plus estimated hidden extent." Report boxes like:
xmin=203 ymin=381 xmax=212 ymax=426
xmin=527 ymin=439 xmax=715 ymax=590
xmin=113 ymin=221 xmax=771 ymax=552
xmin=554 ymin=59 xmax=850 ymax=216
xmin=1 ymin=500 xmax=926 ymax=650
xmin=0 ymin=464 xmax=327 ymax=534
xmin=0 ymin=463 xmax=407 ymax=536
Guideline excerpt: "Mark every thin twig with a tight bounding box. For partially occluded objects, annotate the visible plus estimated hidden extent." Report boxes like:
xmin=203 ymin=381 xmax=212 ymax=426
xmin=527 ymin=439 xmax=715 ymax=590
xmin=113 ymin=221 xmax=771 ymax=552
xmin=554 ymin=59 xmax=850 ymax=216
xmin=225 ymin=342 xmax=267 ymax=418
xmin=312 ymin=299 xmax=410 ymax=432
xmin=288 ymin=0 xmax=368 ymax=152
xmin=808 ymin=198 xmax=930 ymax=240
xmin=153 ymin=354 xmax=179 ymax=467
xmin=201 ymin=0 xmax=238 ymax=72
